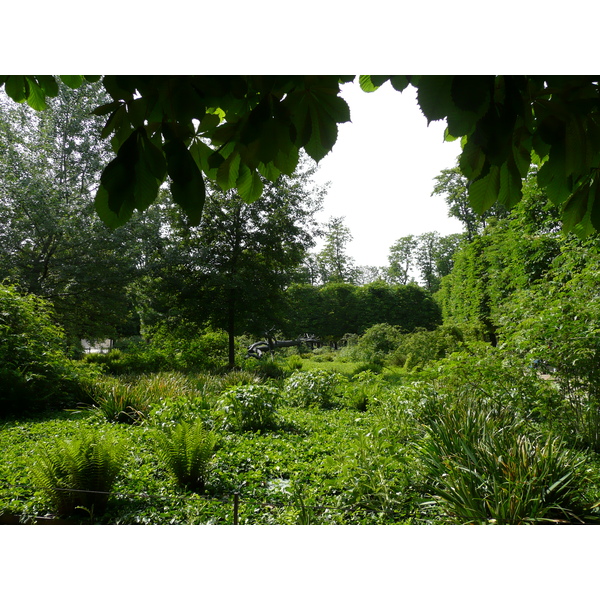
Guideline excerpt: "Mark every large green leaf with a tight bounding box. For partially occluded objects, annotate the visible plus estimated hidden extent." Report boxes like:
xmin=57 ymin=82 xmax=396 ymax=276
xmin=60 ymin=75 xmax=84 ymax=90
xmin=416 ymin=76 xmax=454 ymax=123
xmin=216 ymin=151 xmax=241 ymax=191
xmin=236 ymin=164 xmax=263 ymax=202
xmin=4 ymin=75 xmax=27 ymax=103
xmin=497 ymin=161 xmax=523 ymax=209
xmin=359 ymin=75 xmax=388 ymax=92
xmin=164 ymin=139 xmax=206 ymax=225
xmin=562 ymin=183 xmax=592 ymax=232
xmin=537 ymin=145 xmax=572 ymax=207
xmin=389 ymin=76 xmax=409 ymax=92
xmin=284 ymin=82 xmax=350 ymax=162
xmin=459 ymin=136 xmax=486 ymax=180
xmin=417 ymin=76 xmax=486 ymax=138
xmin=35 ymin=76 xmax=59 ymax=98
xmin=468 ymin=165 xmax=501 ymax=214
xmin=24 ymin=78 xmax=48 ymax=111
xmin=94 ymin=185 xmax=134 ymax=229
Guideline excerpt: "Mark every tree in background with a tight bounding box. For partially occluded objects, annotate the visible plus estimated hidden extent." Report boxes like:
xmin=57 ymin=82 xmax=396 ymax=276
xmin=386 ymin=235 xmax=418 ymax=285
xmin=140 ymin=158 xmax=325 ymax=367
xmin=432 ymin=167 xmax=507 ymax=241
xmin=316 ymin=216 xmax=357 ymax=284
xmin=412 ymin=232 xmax=462 ymax=293
xmin=0 ymin=81 xmax=160 ymax=343
xmin=354 ymin=265 xmax=384 ymax=286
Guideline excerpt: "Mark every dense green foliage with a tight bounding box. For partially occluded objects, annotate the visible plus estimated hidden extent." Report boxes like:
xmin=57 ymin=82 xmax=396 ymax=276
xmin=282 ymin=280 xmax=441 ymax=341
xmin=154 ymin=420 xmax=218 ymax=493
xmin=2 ymin=356 xmax=599 ymax=525
xmin=3 ymin=76 xmax=600 ymax=237
xmin=0 ymin=284 xmax=93 ymax=416
xmin=0 ymin=82 xmax=158 ymax=342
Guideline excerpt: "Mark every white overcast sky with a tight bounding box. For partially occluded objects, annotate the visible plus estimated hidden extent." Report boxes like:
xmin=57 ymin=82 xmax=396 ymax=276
xmin=311 ymin=78 xmax=463 ymax=268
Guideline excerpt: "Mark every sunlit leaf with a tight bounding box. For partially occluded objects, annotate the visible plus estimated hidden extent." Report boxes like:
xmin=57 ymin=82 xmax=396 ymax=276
xmin=60 ymin=75 xmax=84 ymax=89
xmin=237 ymin=164 xmax=263 ymax=202
xmin=24 ymin=78 xmax=48 ymax=110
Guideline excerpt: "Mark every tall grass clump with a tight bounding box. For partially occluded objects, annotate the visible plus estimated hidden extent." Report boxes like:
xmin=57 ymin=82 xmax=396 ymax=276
xmin=154 ymin=420 xmax=219 ymax=493
xmin=86 ymin=378 xmax=151 ymax=424
xmin=418 ymin=400 xmax=588 ymax=524
xmin=31 ymin=430 xmax=125 ymax=517
xmin=88 ymin=372 xmax=202 ymax=425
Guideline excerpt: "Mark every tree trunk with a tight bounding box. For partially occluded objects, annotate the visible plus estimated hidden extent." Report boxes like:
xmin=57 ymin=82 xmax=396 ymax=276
xmin=227 ymin=288 xmax=236 ymax=369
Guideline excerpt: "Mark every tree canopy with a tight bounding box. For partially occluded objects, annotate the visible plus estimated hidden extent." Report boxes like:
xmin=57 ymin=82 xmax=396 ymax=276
xmin=3 ymin=75 xmax=600 ymax=235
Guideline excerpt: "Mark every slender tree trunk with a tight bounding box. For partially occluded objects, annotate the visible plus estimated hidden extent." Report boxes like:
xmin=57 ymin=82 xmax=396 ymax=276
xmin=227 ymin=287 xmax=236 ymax=369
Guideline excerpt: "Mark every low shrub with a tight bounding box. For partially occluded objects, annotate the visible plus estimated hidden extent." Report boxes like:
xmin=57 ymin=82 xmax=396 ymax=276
xmin=217 ymin=384 xmax=281 ymax=431
xmin=31 ymin=429 xmax=125 ymax=517
xmin=341 ymin=369 xmax=388 ymax=412
xmin=243 ymin=359 xmax=287 ymax=380
xmin=346 ymin=323 xmax=403 ymax=365
xmin=286 ymin=355 xmax=303 ymax=371
xmin=389 ymin=326 xmax=465 ymax=370
xmin=154 ymin=420 xmax=219 ymax=493
xmin=283 ymin=369 xmax=345 ymax=408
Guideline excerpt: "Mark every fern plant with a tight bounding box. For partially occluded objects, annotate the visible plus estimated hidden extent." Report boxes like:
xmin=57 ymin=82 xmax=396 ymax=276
xmin=31 ymin=430 xmax=125 ymax=517
xmin=154 ymin=420 xmax=218 ymax=493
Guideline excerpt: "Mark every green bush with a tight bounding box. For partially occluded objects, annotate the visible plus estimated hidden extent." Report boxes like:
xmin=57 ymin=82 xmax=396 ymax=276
xmin=348 ymin=323 xmax=403 ymax=365
xmin=341 ymin=370 xmax=387 ymax=411
xmin=154 ymin=420 xmax=219 ymax=493
xmin=83 ymin=327 xmax=230 ymax=375
xmin=285 ymin=355 xmax=303 ymax=371
xmin=0 ymin=284 xmax=93 ymax=416
xmin=217 ymin=384 xmax=281 ymax=431
xmin=283 ymin=369 xmax=345 ymax=408
xmin=429 ymin=345 xmax=561 ymax=426
xmin=389 ymin=326 xmax=465 ymax=370
xmin=501 ymin=278 xmax=600 ymax=452
xmin=243 ymin=359 xmax=287 ymax=380
xmin=31 ymin=429 xmax=125 ymax=517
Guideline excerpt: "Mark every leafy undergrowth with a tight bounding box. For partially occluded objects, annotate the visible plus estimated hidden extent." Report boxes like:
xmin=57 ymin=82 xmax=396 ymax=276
xmin=3 ymin=358 xmax=600 ymax=525
xmin=0 ymin=403 xmax=421 ymax=524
